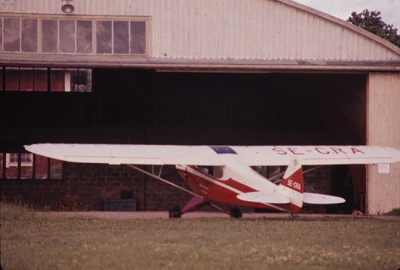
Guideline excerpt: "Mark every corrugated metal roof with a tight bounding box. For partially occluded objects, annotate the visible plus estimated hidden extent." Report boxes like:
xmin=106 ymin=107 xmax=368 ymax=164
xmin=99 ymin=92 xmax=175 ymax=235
xmin=1 ymin=0 xmax=400 ymax=69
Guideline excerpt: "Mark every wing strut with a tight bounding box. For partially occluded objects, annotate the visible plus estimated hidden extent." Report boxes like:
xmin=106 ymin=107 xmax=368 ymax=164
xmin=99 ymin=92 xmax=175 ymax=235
xmin=126 ymin=165 xmax=203 ymax=199
xmin=270 ymin=166 xmax=323 ymax=184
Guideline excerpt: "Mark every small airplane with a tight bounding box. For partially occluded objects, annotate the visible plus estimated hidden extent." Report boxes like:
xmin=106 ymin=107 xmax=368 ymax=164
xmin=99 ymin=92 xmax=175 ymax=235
xmin=25 ymin=144 xmax=400 ymax=218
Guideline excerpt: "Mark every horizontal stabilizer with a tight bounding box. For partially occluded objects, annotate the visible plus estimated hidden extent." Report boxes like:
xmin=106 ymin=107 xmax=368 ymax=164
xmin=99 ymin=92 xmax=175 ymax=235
xmin=237 ymin=192 xmax=290 ymax=204
xmin=303 ymin=192 xmax=345 ymax=205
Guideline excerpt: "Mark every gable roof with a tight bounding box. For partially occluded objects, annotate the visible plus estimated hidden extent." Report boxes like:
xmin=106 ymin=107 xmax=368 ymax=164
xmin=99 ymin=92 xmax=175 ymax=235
xmin=1 ymin=0 xmax=399 ymax=71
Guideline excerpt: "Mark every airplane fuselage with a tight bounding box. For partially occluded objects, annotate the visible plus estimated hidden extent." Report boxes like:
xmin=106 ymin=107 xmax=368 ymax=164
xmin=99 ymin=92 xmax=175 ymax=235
xmin=176 ymin=160 xmax=300 ymax=212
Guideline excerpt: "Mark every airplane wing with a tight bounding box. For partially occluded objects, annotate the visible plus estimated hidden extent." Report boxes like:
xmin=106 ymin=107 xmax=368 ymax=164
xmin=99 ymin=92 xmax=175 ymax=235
xmin=24 ymin=144 xmax=226 ymax=166
xmin=230 ymin=145 xmax=400 ymax=166
xmin=24 ymin=144 xmax=400 ymax=166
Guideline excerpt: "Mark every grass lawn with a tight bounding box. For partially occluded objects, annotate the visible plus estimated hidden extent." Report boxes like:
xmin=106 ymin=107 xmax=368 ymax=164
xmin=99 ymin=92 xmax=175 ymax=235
xmin=1 ymin=203 xmax=400 ymax=270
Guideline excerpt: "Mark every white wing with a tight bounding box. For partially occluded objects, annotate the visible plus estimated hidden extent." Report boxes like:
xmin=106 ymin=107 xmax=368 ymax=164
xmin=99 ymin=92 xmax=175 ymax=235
xmin=231 ymin=145 xmax=400 ymax=166
xmin=25 ymin=144 xmax=400 ymax=166
xmin=24 ymin=144 xmax=225 ymax=166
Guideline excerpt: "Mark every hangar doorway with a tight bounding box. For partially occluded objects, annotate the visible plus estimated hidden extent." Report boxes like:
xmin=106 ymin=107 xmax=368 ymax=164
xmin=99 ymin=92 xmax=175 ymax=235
xmin=92 ymin=69 xmax=366 ymax=212
xmin=1 ymin=67 xmax=367 ymax=213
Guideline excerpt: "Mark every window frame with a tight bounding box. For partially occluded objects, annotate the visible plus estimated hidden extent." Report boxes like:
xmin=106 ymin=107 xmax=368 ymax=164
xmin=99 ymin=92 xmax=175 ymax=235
xmin=1 ymin=14 xmax=150 ymax=56
xmin=6 ymin=153 xmax=33 ymax=167
xmin=1 ymin=152 xmax=63 ymax=180
xmin=1 ymin=66 xmax=92 ymax=92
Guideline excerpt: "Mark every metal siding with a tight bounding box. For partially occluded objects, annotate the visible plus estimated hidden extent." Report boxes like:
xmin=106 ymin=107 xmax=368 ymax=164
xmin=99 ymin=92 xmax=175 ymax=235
xmin=367 ymin=73 xmax=400 ymax=215
xmin=1 ymin=0 xmax=400 ymax=62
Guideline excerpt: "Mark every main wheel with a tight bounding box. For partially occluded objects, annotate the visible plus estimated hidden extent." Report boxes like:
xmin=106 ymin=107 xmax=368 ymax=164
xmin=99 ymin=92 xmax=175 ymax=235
xmin=230 ymin=207 xmax=242 ymax=218
xmin=169 ymin=206 xmax=182 ymax=218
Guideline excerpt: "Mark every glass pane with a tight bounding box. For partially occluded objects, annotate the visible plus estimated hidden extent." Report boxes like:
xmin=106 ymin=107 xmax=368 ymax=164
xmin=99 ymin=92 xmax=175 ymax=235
xmin=0 ymin=19 xmax=3 ymax=52
xmin=9 ymin=153 xmax=18 ymax=164
xmin=50 ymin=159 xmax=62 ymax=179
xmin=77 ymin=20 xmax=92 ymax=53
xmin=130 ymin=21 xmax=146 ymax=54
xmin=4 ymin=18 xmax=20 ymax=52
xmin=70 ymin=68 xmax=91 ymax=92
xmin=114 ymin=21 xmax=129 ymax=54
xmin=20 ymin=67 xmax=34 ymax=91
xmin=21 ymin=154 xmax=33 ymax=179
xmin=59 ymin=20 xmax=76 ymax=53
xmin=5 ymin=67 xmax=19 ymax=91
xmin=50 ymin=68 xmax=65 ymax=92
xmin=6 ymin=153 xmax=18 ymax=179
xmin=0 ymin=67 xmax=3 ymax=91
xmin=96 ymin=21 xmax=112 ymax=53
xmin=64 ymin=68 xmax=73 ymax=92
xmin=0 ymin=153 xmax=3 ymax=179
xmin=34 ymin=68 xmax=48 ymax=91
xmin=42 ymin=20 xmax=58 ymax=53
xmin=21 ymin=19 xmax=38 ymax=52
xmin=21 ymin=153 xmax=33 ymax=164
xmin=35 ymin=155 xmax=48 ymax=179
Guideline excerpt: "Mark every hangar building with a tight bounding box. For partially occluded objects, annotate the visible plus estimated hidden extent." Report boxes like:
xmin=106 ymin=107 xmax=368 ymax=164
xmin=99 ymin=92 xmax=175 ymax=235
xmin=1 ymin=0 xmax=399 ymax=215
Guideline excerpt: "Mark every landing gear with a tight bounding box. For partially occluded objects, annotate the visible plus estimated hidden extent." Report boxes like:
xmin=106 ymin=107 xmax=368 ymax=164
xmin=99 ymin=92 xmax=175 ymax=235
xmin=229 ymin=207 xmax=243 ymax=219
xmin=169 ymin=197 xmax=243 ymax=219
xmin=169 ymin=206 xmax=182 ymax=218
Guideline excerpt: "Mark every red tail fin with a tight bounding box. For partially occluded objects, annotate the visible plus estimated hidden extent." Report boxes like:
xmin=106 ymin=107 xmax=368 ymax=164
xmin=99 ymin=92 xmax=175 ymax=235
xmin=277 ymin=158 xmax=304 ymax=211
xmin=280 ymin=158 xmax=304 ymax=194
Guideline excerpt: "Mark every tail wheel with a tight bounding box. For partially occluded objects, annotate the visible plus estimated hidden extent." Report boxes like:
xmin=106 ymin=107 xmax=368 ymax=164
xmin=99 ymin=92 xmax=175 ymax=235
xmin=230 ymin=207 xmax=242 ymax=218
xmin=169 ymin=206 xmax=182 ymax=218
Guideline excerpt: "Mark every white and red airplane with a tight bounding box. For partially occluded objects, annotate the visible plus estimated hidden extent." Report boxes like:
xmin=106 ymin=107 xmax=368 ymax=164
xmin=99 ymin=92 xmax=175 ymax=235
xmin=25 ymin=144 xmax=400 ymax=218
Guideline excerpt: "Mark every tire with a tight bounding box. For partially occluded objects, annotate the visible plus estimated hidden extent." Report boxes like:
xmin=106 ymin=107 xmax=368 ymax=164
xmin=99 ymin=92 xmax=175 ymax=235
xmin=169 ymin=206 xmax=182 ymax=218
xmin=230 ymin=207 xmax=242 ymax=218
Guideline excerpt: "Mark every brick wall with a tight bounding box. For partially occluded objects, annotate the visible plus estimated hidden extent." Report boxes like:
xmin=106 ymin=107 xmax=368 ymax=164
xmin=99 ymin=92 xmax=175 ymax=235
xmin=2 ymin=162 xmax=352 ymax=213
xmin=1 ymin=180 xmax=66 ymax=210
xmin=61 ymin=163 xmax=192 ymax=211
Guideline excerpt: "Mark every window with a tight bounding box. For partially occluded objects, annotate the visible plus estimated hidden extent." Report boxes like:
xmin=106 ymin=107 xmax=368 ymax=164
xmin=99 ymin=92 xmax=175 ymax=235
xmin=5 ymin=153 xmax=34 ymax=179
xmin=21 ymin=19 xmax=38 ymax=52
xmin=0 ymin=67 xmax=3 ymax=90
xmin=3 ymin=18 xmax=20 ymax=52
xmin=59 ymin=20 xmax=76 ymax=53
xmin=1 ymin=152 xmax=62 ymax=180
xmin=1 ymin=16 xmax=148 ymax=56
xmin=0 ymin=19 xmax=3 ymax=52
xmin=1 ymin=67 xmax=92 ymax=92
xmin=0 ymin=153 xmax=3 ymax=178
xmin=42 ymin=19 xmax=58 ymax=53
xmin=96 ymin=21 xmax=112 ymax=54
xmin=77 ymin=20 xmax=92 ymax=53
xmin=114 ymin=21 xmax=129 ymax=54
xmin=7 ymin=153 xmax=33 ymax=167
xmin=4 ymin=67 xmax=19 ymax=91
xmin=35 ymin=155 xmax=49 ymax=179
xmin=131 ymin=21 xmax=146 ymax=54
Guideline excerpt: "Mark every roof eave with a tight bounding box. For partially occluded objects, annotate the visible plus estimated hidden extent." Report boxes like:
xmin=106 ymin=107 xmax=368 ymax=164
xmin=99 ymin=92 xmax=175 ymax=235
xmin=1 ymin=55 xmax=400 ymax=72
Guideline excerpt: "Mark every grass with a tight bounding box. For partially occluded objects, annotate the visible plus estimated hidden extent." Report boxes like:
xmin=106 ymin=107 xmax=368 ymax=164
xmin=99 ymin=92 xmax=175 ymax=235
xmin=1 ymin=203 xmax=400 ymax=270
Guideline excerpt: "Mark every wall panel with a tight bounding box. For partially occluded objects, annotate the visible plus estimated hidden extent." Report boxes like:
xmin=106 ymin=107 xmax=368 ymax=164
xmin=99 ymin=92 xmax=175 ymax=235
xmin=367 ymin=73 xmax=400 ymax=215
xmin=1 ymin=0 xmax=399 ymax=67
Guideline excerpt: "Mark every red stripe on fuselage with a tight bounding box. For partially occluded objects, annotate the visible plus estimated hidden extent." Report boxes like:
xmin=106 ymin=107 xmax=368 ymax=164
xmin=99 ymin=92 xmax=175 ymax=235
xmin=177 ymin=166 xmax=298 ymax=212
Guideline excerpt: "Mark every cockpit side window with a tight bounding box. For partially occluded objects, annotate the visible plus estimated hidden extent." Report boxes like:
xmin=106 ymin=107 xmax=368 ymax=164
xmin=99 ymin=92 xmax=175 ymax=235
xmin=213 ymin=166 xmax=223 ymax=178
xmin=197 ymin=166 xmax=224 ymax=179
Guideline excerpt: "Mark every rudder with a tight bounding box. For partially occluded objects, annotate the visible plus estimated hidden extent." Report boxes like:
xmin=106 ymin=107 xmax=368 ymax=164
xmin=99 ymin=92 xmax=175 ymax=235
xmin=277 ymin=158 xmax=304 ymax=211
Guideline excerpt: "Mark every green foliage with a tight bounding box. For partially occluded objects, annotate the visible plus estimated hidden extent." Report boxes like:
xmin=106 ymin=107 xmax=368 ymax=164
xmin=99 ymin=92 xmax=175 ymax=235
xmin=347 ymin=9 xmax=400 ymax=47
